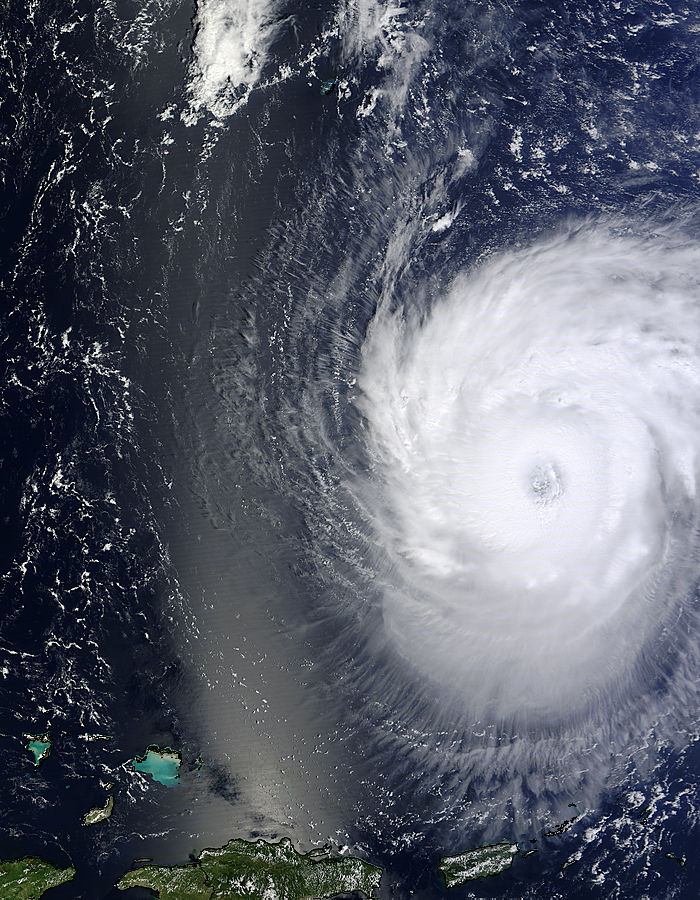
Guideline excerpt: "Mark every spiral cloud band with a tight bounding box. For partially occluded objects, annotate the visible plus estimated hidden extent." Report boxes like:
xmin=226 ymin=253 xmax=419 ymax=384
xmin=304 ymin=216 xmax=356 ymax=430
xmin=357 ymin=226 xmax=700 ymax=724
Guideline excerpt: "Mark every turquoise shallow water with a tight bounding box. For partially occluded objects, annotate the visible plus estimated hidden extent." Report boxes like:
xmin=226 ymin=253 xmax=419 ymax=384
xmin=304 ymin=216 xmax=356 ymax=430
xmin=26 ymin=739 xmax=51 ymax=766
xmin=132 ymin=747 xmax=181 ymax=788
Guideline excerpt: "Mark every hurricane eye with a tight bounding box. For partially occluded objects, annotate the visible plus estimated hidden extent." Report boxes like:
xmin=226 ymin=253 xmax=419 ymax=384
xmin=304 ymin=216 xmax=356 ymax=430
xmin=528 ymin=462 xmax=563 ymax=505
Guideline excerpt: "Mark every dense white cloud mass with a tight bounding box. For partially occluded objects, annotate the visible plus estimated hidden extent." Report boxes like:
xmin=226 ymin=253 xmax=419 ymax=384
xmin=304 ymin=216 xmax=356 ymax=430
xmin=357 ymin=226 xmax=700 ymax=723
xmin=188 ymin=0 xmax=285 ymax=117
xmin=186 ymin=0 xmax=428 ymax=120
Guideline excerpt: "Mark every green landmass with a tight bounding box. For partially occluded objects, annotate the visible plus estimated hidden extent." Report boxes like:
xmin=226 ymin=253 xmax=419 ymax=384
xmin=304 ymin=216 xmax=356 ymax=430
xmin=83 ymin=794 xmax=114 ymax=826
xmin=119 ymin=861 xmax=210 ymax=898
xmin=133 ymin=745 xmax=181 ymax=787
xmin=0 ymin=857 xmax=75 ymax=899
xmin=22 ymin=734 xmax=51 ymax=766
xmin=116 ymin=836 xmax=382 ymax=899
xmin=438 ymin=842 xmax=518 ymax=887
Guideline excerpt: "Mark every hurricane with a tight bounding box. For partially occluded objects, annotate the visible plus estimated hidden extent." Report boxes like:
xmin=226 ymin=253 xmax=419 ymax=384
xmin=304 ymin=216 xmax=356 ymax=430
xmin=208 ymin=213 xmax=700 ymax=851
xmin=356 ymin=224 xmax=700 ymax=727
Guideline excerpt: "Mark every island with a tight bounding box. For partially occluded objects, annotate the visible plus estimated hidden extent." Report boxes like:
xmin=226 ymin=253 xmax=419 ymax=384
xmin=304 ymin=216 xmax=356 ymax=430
xmin=22 ymin=734 xmax=51 ymax=767
xmin=132 ymin=745 xmax=181 ymax=787
xmin=116 ymin=836 xmax=382 ymax=899
xmin=83 ymin=794 xmax=114 ymax=826
xmin=0 ymin=857 xmax=75 ymax=899
xmin=438 ymin=841 xmax=518 ymax=887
